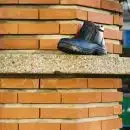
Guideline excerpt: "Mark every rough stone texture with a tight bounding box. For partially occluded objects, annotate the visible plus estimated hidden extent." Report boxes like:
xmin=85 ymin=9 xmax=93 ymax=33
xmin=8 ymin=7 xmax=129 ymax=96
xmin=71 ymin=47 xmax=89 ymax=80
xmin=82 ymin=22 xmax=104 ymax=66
xmin=0 ymin=50 xmax=128 ymax=75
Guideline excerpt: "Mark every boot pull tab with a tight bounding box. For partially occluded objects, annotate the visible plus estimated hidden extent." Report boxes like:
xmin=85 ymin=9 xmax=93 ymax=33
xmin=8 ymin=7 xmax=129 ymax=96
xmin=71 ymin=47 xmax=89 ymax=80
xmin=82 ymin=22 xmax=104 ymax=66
xmin=96 ymin=25 xmax=104 ymax=32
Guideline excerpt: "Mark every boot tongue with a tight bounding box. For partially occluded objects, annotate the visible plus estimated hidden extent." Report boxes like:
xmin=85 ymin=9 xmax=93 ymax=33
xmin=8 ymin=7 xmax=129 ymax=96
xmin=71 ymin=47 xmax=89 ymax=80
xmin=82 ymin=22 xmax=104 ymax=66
xmin=92 ymin=25 xmax=105 ymax=46
xmin=76 ymin=21 xmax=96 ymax=40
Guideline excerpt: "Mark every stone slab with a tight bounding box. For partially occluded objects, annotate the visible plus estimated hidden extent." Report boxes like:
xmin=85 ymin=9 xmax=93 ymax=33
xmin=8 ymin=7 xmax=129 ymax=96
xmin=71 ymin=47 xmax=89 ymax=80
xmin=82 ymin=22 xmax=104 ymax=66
xmin=0 ymin=50 xmax=129 ymax=75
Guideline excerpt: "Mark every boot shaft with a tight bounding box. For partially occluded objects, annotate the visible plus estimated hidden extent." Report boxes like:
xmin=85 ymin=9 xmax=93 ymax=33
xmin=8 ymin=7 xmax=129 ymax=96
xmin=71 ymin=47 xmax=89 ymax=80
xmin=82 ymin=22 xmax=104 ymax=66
xmin=93 ymin=25 xmax=105 ymax=46
xmin=77 ymin=21 xmax=105 ymax=46
xmin=77 ymin=21 xmax=96 ymax=41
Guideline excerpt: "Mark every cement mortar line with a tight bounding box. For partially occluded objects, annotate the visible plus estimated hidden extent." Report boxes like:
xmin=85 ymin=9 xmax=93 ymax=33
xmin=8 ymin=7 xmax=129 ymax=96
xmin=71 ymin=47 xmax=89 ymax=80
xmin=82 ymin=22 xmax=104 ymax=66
xmin=0 ymin=20 xmax=120 ymax=30
xmin=0 ymin=50 xmax=120 ymax=55
xmin=1 ymin=35 xmax=121 ymax=44
xmin=0 ymin=88 xmax=118 ymax=92
xmin=59 ymin=21 xmax=120 ymax=30
xmin=0 ymin=102 xmax=119 ymax=108
xmin=0 ymin=116 xmax=119 ymax=123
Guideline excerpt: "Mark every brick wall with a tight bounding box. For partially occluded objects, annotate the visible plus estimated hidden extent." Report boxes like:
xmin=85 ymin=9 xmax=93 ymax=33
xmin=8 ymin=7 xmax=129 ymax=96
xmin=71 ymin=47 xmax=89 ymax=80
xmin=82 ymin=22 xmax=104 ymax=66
xmin=0 ymin=0 xmax=123 ymax=130
xmin=0 ymin=78 xmax=122 ymax=130
xmin=0 ymin=0 xmax=123 ymax=54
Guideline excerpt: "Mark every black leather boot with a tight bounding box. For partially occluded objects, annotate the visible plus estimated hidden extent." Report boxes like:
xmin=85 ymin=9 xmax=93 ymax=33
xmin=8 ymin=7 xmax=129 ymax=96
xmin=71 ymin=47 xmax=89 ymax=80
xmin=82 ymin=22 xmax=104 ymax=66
xmin=58 ymin=21 xmax=107 ymax=55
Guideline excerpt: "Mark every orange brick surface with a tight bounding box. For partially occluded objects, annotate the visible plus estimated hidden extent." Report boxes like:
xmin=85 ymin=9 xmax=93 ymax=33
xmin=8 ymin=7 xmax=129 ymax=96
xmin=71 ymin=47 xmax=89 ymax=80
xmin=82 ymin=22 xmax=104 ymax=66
xmin=104 ymin=29 xmax=122 ymax=40
xmin=40 ymin=78 xmax=87 ymax=88
xmin=106 ymin=42 xmax=114 ymax=53
xmin=40 ymin=9 xmax=76 ymax=19
xmin=102 ymin=118 xmax=122 ymax=130
xmin=0 ymin=79 xmax=39 ymax=88
xmin=61 ymin=121 xmax=101 ymax=130
xmin=114 ymin=105 xmax=122 ymax=115
xmin=61 ymin=0 xmax=101 ymax=8
xmin=19 ymin=23 xmax=59 ymax=34
xmin=114 ymin=79 xmax=122 ymax=88
xmin=101 ymin=0 xmax=122 ymax=12
xmin=89 ymin=107 xmax=113 ymax=117
xmin=0 ymin=123 xmax=18 ymax=130
xmin=18 ymin=92 xmax=61 ymax=103
xmin=114 ymin=15 xmax=123 ymax=26
xmin=77 ymin=0 xmax=101 ymax=8
xmin=19 ymin=123 xmax=60 ymax=130
xmin=40 ymin=108 xmax=88 ymax=118
xmin=113 ymin=44 xmax=123 ymax=54
xmin=0 ymin=92 xmax=17 ymax=103
xmin=0 ymin=23 xmax=18 ymax=34
xmin=0 ymin=108 xmax=39 ymax=119
xmin=0 ymin=38 xmax=38 ymax=49
xmin=62 ymin=92 xmax=101 ymax=103
xmin=60 ymin=23 xmax=81 ymax=34
xmin=40 ymin=39 xmax=59 ymax=50
xmin=19 ymin=0 xmax=59 ymax=4
xmin=88 ymin=12 xmax=113 ymax=24
xmin=102 ymin=92 xmax=123 ymax=102
xmin=0 ymin=0 xmax=18 ymax=3
xmin=0 ymin=8 xmax=38 ymax=19
xmin=88 ymin=78 xmax=121 ymax=88
xmin=76 ymin=10 xmax=87 ymax=20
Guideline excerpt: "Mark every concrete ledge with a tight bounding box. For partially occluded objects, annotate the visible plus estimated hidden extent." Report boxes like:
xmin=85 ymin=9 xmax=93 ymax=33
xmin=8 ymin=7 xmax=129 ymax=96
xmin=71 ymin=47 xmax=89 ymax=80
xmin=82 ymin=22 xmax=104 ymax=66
xmin=0 ymin=50 xmax=129 ymax=75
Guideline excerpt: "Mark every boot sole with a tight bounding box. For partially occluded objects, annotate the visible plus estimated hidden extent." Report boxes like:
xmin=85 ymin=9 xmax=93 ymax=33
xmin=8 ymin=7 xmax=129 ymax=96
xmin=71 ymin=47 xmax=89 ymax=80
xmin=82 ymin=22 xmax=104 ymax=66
xmin=58 ymin=43 xmax=107 ymax=55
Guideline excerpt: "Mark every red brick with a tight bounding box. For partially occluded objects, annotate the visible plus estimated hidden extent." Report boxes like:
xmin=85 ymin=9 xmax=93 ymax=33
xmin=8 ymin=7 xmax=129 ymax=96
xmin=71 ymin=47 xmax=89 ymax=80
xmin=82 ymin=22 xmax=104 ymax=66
xmin=114 ymin=105 xmax=122 ymax=115
xmin=0 ymin=92 xmax=17 ymax=103
xmin=18 ymin=92 xmax=61 ymax=103
xmin=106 ymin=42 xmax=113 ymax=53
xmin=104 ymin=29 xmax=122 ymax=40
xmin=88 ymin=12 xmax=113 ymax=24
xmin=40 ymin=9 xmax=76 ymax=19
xmin=19 ymin=0 xmax=59 ymax=4
xmin=102 ymin=92 xmax=123 ymax=102
xmin=62 ymin=92 xmax=101 ymax=103
xmin=0 ymin=0 xmax=18 ymax=4
xmin=60 ymin=23 xmax=81 ymax=34
xmin=101 ymin=0 xmax=122 ymax=12
xmin=76 ymin=10 xmax=87 ymax=20
xmin=40 ymin=39 xmax=59 ymax=50
xmin=102 ymin=118 xmax=122 ymax=130
xmin=114 ymin=79 xmax=122 ymax=88
xmin=89 ymin=107 xmax=113 ymax=117
xmin=40 ymin=78 xmax=87 ymax=88
xmin=77 ymin=0 xmax=101 ymax=8
xmin=0 ymin=108 xmax=39 ymax=119
xmin=19 ymin=23 xmax=59 ymax=34
xmin=0 ymin=79 xmax=39 ymax=88
xmin=0 ymin=23 xmax=18 ymax=34
xmin=0 ymin=123 xmax=18 ymax=130
xmin=61 ymin=0 xmax=78 ymax=4
xmin=114 ymin=15 xmax=123 ymax=26
xmin=61 ymin=0 xmax=101 ymax=8
xmin=0 ymin=8 xmax=38 ymax=19
xmin=0 ymin=38 xmax=38 ymax=49
xmin=88 ymin=78 xmax=120 ymax=88
xmin=61 ymin=121 xmax=101 ymax=130
xmin=19 ymin=123 xmax=60 ymax=130
xmin=113 ymin=44 xmax=123 ymax=54
xmin=40 ymin=108 xmax=88 ymax=118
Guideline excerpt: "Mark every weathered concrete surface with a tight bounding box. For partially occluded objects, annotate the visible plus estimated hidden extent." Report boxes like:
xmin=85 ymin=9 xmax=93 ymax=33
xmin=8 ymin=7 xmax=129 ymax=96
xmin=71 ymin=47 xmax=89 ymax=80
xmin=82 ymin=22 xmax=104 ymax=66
xmin=0 ymin=50 xmax=129 ymax=75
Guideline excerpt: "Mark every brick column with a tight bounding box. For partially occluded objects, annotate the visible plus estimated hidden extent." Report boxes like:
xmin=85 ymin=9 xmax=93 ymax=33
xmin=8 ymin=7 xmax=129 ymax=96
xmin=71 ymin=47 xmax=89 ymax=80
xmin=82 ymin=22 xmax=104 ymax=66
xmin=0 ymin=0 xmax=123 ymax=130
